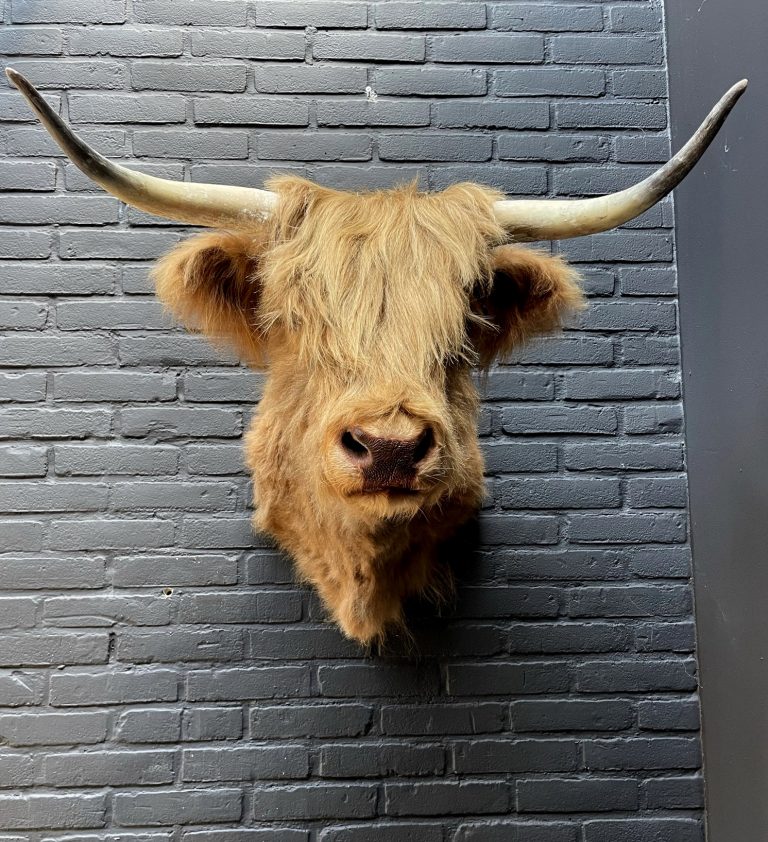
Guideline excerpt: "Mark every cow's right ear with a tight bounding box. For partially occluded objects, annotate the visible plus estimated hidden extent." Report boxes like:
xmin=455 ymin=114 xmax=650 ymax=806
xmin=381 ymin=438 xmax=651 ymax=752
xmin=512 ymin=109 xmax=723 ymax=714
xmin=470 ymin=244 xmax=585 ymax=367
xmin=151 ymin=230 xmax=268 ymax=368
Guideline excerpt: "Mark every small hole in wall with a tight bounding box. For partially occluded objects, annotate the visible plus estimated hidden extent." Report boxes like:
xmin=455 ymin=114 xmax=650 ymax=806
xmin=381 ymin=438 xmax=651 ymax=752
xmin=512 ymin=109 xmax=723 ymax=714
xmin=162 ymin=587 xmax=174 ymax=597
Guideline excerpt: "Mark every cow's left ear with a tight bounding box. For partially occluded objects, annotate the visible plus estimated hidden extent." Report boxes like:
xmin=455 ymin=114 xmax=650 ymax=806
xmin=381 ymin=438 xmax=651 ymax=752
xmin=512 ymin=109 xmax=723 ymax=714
xmin=152 ymin=230 xmax=269 ymax=368
xmin=470 ymin=244 xmax=585 ymax=366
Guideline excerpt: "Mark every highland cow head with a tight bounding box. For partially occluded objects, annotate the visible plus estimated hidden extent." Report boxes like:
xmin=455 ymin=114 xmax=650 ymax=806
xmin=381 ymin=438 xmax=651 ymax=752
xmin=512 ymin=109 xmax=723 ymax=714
xmin=6 ymin=68 xmax=746 ymax=644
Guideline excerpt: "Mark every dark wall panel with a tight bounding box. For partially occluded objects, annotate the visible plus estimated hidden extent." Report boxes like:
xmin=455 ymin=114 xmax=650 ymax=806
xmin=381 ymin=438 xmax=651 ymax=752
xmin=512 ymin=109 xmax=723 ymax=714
xmin=667 ymin=1 xmax=768 ymax=840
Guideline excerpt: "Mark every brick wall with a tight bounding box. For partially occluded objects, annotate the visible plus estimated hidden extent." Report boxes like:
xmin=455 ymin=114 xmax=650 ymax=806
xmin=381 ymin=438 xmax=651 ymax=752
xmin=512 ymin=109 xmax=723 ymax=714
xmin=0 ymin=1 xmax=703 ymax=839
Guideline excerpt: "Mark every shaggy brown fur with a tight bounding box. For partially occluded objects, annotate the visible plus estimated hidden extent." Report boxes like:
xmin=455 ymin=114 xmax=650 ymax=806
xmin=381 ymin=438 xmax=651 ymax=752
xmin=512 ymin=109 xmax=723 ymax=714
xmin=151 ymin=176 xmax=584 ymax=644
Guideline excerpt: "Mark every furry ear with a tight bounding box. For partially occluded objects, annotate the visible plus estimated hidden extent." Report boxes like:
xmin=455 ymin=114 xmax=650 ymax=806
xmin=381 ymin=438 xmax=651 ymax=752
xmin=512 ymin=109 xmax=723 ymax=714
xmin=471 ymin=244 xmax=585 ymax=366
xmin=151 ymin=230 xmax=268 ymax=367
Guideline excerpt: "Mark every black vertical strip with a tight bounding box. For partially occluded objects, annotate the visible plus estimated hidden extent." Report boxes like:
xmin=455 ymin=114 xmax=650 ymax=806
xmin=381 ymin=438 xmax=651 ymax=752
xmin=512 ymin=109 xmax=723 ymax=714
xmin=666 ymin=1 xmax=768 ymax=839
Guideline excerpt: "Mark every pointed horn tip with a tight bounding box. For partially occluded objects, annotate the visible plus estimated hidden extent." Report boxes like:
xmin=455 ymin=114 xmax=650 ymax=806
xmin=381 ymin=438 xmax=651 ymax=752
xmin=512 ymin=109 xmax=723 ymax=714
xmin=730 ymin=78 xmax=749 ymax=97
xmin=5 ymin=67 xmax=21 ymax=85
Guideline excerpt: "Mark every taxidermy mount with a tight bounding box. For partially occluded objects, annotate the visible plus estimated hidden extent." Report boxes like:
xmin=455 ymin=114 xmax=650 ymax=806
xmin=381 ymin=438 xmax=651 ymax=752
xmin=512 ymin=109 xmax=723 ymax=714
xmin=5 ymin=68 xmax=747 ymax=644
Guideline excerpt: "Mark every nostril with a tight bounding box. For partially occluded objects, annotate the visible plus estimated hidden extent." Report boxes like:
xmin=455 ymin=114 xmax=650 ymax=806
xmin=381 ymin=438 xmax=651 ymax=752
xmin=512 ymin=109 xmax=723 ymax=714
xmin=341 ymin=429 xmax=370 ymax=462
xmin=412 ymin=426 xmax=435 ymax=466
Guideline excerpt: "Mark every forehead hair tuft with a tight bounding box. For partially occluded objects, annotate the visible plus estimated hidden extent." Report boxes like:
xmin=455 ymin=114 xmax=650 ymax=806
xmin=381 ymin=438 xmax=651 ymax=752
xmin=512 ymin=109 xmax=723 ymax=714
xmin=258 ymin=175 xmax=506 ymax=379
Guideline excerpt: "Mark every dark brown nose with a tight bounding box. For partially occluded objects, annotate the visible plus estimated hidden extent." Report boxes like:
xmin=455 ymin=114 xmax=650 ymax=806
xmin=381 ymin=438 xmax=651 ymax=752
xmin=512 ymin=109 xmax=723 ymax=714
xmin=340 ymin=425 xmax=436 ymax=491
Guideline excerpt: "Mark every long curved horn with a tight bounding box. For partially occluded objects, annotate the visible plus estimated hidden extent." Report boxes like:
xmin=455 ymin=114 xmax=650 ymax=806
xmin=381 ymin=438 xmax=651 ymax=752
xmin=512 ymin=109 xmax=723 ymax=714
xmin=5 ymin=67 xmax=277 ymax=228
xmin=494 ymin=79 xmax=748 ymax=241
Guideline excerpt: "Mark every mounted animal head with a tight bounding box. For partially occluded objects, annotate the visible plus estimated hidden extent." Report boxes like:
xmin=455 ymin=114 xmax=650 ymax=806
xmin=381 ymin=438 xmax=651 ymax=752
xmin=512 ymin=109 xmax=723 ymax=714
xmin=7 ymin=69 xmax=746 ymax=645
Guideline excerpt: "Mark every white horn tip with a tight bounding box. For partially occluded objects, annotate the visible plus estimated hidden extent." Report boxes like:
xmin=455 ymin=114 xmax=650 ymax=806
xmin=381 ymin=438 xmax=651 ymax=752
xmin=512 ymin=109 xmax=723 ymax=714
xmin=5 ymin=67 xmax=21 ymax=85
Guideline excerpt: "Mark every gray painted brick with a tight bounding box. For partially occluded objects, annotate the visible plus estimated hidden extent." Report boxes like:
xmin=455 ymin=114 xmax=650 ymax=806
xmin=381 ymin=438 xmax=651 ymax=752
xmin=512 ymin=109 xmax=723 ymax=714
xmin=113 ymin=554 xmax=238 ymax=587
xmin=0 ymin=334 xmax=116 ymax=367
xmin=0 ymin=372 xmax=47 ymax=402
xmin=55 ymin=444 xmax=179 ymax=476
xmin=432 ymin=33 xmax=544 ymax=63
xmin=610 ymin=5 xmax=664 ymax=33
xmin=0 ymin=160 xmax=56 ymax=190
xmin=113 ymin=790 xmax=243 ymax=826
xmin=184 ymin=706 xmax=242 ymax=741
xmin=43 ymin=594 xmax=171 ymax=626
xmin=508 ymin=621 xmax=632 ymax=654
xmin=195 ymin=97 xmax=309 ymax=127
xmin=386 ymin=780 xmax=511 ymax=815
xmin=252 ymin=704 xmax=373 ymax=739
xmin=320 ymin=825 xmax=442 ymax=842
xmin=380 ymin=133 xmax=492 ymax=162
xmin=11 ymin=0 xmax=125 ymax=24
xmin=2 ymin=59 xmax=125 ymax=88
xmin=0 ymin=91 xmax=60 ymax=121
xmin=511 ymin=699 xmax=634 ymax=732
xmin=638 ymin=699 xmax=700 ymax=731
xmin=564 ymin=369 xmax=680 ymax=400
xmin=378 ymin=3 xmax=485 ymax=29
xmin=491 ymin=4 xmax=604 ymax=32
xmin=374 ymin=67 xmax=487 ymax=96
xmin=576 ymin=659 xmax=698 ymax=693
xmin=133 ymin=129 xmax=248 ymax=160
xmin=0 ymin=408 xmax=111 ymax=439
xmin=183 ymin=746 xmax=310 ymax=781
xmin=517 ymin=778 xmax=639 ymax=812
xmin=616 ymin=133 xmax=671 ymax=162
xmin=612 ymin=69 xmax=667 ymax=98
xmin=455 ymin=823 xmax=578 ymax=842
xmin=500 ymin=477 xmax=621 ymax=509
xmin=557 ymin=100 xmax=667 ymax=130
xmin=0 ymin=794 xmax=106 ymax=830
xmin=253 ymin=784 xmax=377 ymax=820
xmin=314 ymin=33 xmax=426 ymax=62
xmin=258 ymin=132 xmax=372 ymax=162
xmin=187 ymin=666 xmax=311 ymax=700
xmin=584 ymin=819 xmax=703 ymax=842
xmin=0 ymin=229 xmax=53 ymax=259
xmin=54 ymin=371 xmax=176 ymax=402
xmin=67 ymin=26 xmax=183 ymax=57
xmin=569 ymin=513 xmax=687 ymax=544
xmin=502 ymin=405 xmax=618 ymax=435
xmin=0 ymin=445 xmax=48 ymax=477
xmin=0 ymin=632 xmax=108 ymax=666
xmin=42 ymin=749 xmax=174 ymax=786
xmin=69 ymin=93 xmax=186 ymax=123
xmin=495 ymin=67 xmax=606 ymax=97
xmin=134 ymin=0 xmax=246 ymax=25
xmin=253 ymin=64 xmax=367 ymax=94
xmin=253 ymin=2 xmax=368 ymax=28
xmin=190 ymin=30 xmax=305 ymax=59
xmin=433 ymin=100 xmax=549 ymax=128
xmin=49 ymin=518 xmax=175 ymax=551
xmin=428 ymin=164 xmax=547 ymax=194
xmin=116 ymin=708 xmax=182 ymax=743
xmin=318 ymin=100 xmax=429 ymax=128
xmin=552 ymin=34 xmax=664 ymax=64
xmin=120 ymin=407 xmax=243 ymax=439
xmin=624 ymin=405 xmax=684 ymax=435
xmin=0 ymin=711 xmax=108 ymax=745
xmin=132 ymin=62 xmax=246 ymax=92
xmin=0 ymin=27 xmax=63 ymax=54
xmin=499 ymin=133 xmax=611 ymax=162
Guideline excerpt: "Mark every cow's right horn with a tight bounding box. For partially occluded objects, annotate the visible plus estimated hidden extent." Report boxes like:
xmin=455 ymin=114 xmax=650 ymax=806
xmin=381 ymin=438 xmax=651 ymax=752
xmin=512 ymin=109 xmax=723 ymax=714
xmin=493 ymin=79 xmax=748 ymax=241
xmin=5 ymin=68 xmax=277 ymax=228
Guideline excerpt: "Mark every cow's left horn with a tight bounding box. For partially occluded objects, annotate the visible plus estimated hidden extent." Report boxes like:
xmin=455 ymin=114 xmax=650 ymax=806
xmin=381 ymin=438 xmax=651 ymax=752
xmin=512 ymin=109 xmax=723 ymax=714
xmin=493 ymin=79 xmax=748 ymax=241
xmin=5 ymin=68 xmax=277 ymax=228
